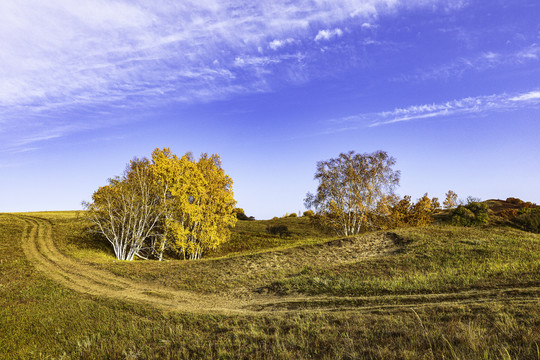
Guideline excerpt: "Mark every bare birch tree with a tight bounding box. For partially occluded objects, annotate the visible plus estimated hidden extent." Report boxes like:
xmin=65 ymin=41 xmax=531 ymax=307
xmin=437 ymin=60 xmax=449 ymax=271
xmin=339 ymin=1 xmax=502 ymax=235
xmin=305 ymin=150 xmax=400 ymax=236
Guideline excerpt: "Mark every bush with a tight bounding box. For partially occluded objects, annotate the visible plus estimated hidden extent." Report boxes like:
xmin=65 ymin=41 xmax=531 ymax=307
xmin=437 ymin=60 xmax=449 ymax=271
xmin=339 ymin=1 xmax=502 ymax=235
xmin=451 ymin=206 xmax=476 ymax=226
xmin=506 ymin=197 xmax=524 ymax=205
xmin=389 ymin=194 xmax=437 ymax=228
xmin=288 ymin=213 xmax=297 ymax=217
xmin=266 ymin=225 xmax=291 ymax=237
xmin=500 ymin=209 xmax=519 ymax=218
xmin=233 ymin=208 xmax=250 ymax=220
xmin=451 ymin=202 xmax=489 ymax=226
xmin=515 ymin=213 xmax=540 ymax=233
xmin=303 ymin=210 xmax=315 ymax=217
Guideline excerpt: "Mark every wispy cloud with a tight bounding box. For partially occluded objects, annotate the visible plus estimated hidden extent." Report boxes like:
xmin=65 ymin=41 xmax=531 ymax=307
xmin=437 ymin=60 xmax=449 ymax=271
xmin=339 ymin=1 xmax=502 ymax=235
xmin=330 ymin=90 xmax=540 ymax=129
xmin=395 ymin=44 xmax=540 ymax=82
xmin=0 ymin=0 xmax=461 ymax=152
xmin=0 ymin=0 xmax=444 ymax=114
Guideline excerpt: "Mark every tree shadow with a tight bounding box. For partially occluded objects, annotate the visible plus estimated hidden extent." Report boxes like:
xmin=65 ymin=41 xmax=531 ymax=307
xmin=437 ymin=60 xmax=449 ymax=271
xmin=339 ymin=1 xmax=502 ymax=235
xmin=65 ymin=223 xmax=115 ymax=257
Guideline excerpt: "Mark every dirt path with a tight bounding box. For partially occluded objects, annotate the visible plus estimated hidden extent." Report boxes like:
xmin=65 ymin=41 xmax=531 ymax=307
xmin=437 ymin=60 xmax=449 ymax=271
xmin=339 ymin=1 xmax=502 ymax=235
xmin=17 ymin=214 xmax=540 ymax=314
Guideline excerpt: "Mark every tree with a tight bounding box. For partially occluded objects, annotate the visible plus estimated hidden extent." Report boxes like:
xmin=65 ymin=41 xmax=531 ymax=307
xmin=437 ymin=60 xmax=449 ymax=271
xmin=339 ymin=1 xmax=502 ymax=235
xmin=83 ymin=159 xmax=165 ymax=261
xmin=443 ymin=190 xmax=458 ymax=209
xmin=84 ymin=148 xmax=237 ymax=261
xmin=410 ymin=193 xmax=435 ymax=226
xmin=304 ymin=150 xmax=400 ymax=236
xmin=151 ymin=148 xmax=237 ymax=260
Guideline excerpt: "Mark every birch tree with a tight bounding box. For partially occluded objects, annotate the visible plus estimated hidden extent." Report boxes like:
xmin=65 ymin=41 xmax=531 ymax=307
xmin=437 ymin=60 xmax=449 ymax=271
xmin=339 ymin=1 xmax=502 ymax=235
xmin=83 ymin=159 xmax=165 ymax=261
xmin=151 ymin=148 xmax=237 ymax=260
xmin=84 ymin=148 xmax=236 ymax=261
xmin=305 ymin=150 xmax=400 ymax=236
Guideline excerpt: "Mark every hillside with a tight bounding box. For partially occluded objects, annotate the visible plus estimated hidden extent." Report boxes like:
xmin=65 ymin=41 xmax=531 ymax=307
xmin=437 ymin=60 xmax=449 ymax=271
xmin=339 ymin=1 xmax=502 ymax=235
xmin=0 ymin=210 xmax=539 ymax=359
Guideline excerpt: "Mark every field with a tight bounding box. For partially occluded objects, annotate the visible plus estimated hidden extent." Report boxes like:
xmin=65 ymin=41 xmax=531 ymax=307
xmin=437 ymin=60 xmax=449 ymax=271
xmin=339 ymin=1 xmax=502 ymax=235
xmin=0 ymin=210 xmax=539 ymax=359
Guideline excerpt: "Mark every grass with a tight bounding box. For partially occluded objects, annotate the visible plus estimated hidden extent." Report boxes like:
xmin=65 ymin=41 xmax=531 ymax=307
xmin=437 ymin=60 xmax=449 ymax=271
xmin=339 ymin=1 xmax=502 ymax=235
xmin=271 ymin=225 xmax=540 ymax=296
xmin=1 ymin=211 xmax=540 ymax=359
xmin=45 ymin=213 xmax=540 ymax=297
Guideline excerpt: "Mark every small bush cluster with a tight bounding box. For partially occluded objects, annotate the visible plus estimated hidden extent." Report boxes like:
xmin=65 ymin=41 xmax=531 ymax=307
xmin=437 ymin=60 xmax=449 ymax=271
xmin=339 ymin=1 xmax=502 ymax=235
xmin=506 ymin=197 xmax=536 ymax=208
xmin=303 ymin=210 xmax=315 ymax=217
xmin=500 ymin=209 xmax=519 ymax=218
xmin=388 ymin=194 xmax=439 ymax=228
xmin=266 ymin=225 xmax=291 ymax=237
xmin=232 ymin=208 xmax=255 ymax=221
xmin=515 ymin=212 xmax=540 ymax=233
xmin=511 ymin=207 xmax=540 ymax=233
xmin=451 ymin=202 xmax=489 ymax=226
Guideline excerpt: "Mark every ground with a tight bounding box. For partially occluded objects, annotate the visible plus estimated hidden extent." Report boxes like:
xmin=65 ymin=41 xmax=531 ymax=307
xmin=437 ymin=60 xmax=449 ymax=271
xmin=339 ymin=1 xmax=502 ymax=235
xmin=0 ymin=210 xmax=539 ymax=359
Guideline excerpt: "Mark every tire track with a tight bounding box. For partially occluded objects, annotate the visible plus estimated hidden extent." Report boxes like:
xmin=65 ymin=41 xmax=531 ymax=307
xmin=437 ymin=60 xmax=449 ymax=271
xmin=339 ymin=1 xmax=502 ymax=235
xmin=17 ymin=214 xmax=540 ymax=314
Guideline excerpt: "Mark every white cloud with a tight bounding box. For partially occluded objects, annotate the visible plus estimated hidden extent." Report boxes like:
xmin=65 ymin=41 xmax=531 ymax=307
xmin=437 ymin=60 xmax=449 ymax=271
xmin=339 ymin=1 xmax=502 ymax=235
xmin=510 ymin=91 xmax=540 ymax=101
xmin=315 ymin=28 xmax=344 ymax=41
xmin=330 ymin=90 xmax=540 ymax=128
xmin=269 ymin=38 xmax=296 ymax=50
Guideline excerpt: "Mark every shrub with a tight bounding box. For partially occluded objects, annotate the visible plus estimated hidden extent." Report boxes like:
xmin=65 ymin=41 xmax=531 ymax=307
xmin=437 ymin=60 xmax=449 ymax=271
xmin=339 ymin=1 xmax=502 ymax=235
xmin=233 ymin=208 xmax=250 ymax=220
xmin=266 ymin=225 xmax=291 ymax=237
xmin=451 ymin=206 xmax=476 ymax=226
xmin=506 ymin=197 xmax=524 ymax=205
xmin=303 ymin=210 xmax=315 ymax=217
xmin=451 ymin=202 xmax=489 ymax=226
xmin=500 ymin=209 xmax=519 ymax=218
xmin=515 ymin=212 xmax=540 ymax=233
xmin=465 ymin=196 xmax=482 ymax=205
xmin=389 ymin=194 xmax=437 ymax=228
xmin=519 ymin=207 xmax=540 ymax=215
xmin=288 ymin=213 xmax=297 ymax=217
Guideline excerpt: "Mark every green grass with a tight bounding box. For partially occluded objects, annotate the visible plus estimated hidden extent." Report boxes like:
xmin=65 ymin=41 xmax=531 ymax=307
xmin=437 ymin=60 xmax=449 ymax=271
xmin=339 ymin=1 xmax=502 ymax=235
xmin=207 ymin=216 xmax=330 ymax=257
xmin=1 ymin=212 xmax=540 ymax=359
xmin=271 ymin=225 xmax=540 ymax=296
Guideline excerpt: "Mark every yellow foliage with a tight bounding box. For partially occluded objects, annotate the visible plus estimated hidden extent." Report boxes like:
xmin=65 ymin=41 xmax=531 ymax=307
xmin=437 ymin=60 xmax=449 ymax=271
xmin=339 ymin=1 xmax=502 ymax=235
xmin=151 ymin=148 xmax=237 ymax=260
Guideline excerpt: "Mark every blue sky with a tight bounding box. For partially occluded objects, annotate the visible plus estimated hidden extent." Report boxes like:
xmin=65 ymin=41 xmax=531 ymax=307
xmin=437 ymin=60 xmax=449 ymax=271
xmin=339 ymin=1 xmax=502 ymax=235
xmin=1 ymin=0 xmax=539 ymax=219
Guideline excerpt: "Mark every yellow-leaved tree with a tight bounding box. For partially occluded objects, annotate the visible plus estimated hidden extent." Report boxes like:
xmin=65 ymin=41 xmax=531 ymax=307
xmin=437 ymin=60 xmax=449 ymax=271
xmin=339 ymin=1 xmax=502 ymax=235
xmin=151 ymin=148 xmax=237 ymax=260
xmin=85 ymin=148 xmax=236 ymax=261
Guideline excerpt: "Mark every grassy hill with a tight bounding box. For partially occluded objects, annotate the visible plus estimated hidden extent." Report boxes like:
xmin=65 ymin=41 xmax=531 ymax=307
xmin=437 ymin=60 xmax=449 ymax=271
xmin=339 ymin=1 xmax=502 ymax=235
xmin=0 ymin=208 xmax=539 ymax=359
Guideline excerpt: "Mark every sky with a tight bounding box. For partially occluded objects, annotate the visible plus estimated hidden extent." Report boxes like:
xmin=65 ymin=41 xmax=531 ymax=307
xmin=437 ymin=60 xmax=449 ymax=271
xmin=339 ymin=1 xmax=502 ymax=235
xmin=1 ymin=0 xmax=539 ymax=219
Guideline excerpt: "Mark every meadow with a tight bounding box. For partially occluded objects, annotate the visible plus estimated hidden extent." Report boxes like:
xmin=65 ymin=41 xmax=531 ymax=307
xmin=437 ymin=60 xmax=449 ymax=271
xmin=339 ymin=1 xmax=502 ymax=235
xmin=0 ymin=207 xmax=539 ymax=359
